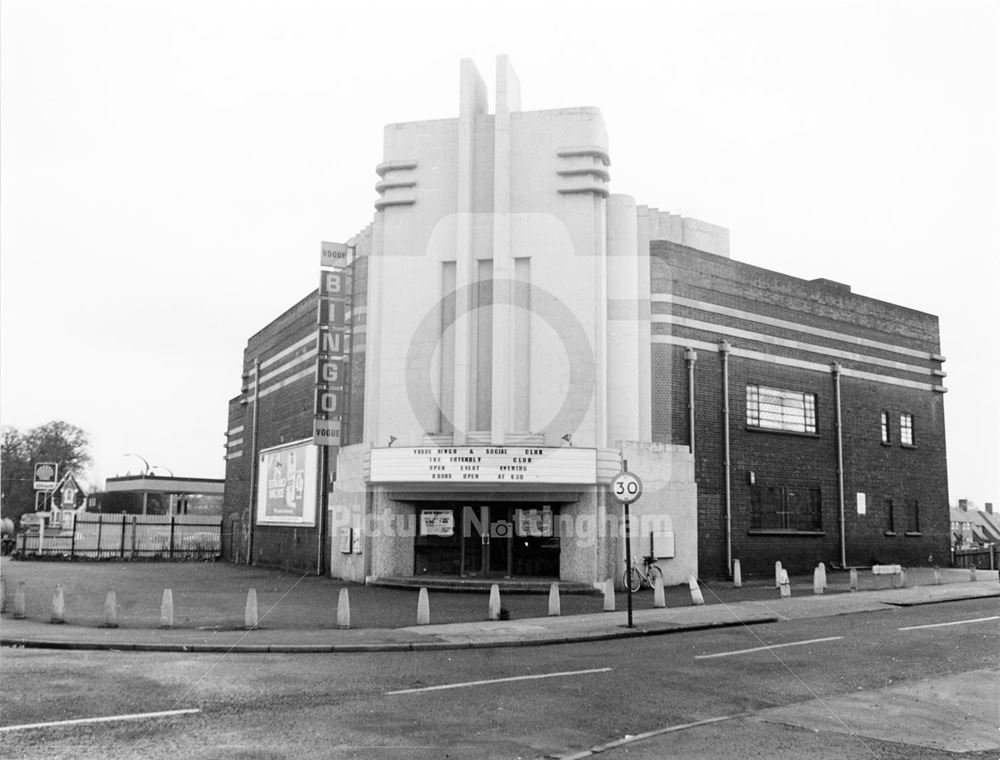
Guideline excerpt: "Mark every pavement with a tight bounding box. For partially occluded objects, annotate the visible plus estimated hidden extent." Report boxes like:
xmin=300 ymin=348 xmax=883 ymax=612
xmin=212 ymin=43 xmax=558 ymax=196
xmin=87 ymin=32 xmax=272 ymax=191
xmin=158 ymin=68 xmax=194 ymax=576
xmin=1 ymin=558 xmax=996 ymax=653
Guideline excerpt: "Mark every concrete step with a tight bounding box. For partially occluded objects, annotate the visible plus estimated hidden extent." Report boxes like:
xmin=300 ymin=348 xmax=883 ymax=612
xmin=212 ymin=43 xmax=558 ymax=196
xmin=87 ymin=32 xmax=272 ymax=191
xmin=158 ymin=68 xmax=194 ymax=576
xmin=371 ymin=576 xmax=599 ymax=595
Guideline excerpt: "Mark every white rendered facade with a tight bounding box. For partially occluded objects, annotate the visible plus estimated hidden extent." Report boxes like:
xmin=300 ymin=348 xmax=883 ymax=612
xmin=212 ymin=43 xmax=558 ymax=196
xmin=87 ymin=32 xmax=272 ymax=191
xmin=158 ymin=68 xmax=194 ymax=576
xmin=326 ymin=57 xmax=729 ymax=586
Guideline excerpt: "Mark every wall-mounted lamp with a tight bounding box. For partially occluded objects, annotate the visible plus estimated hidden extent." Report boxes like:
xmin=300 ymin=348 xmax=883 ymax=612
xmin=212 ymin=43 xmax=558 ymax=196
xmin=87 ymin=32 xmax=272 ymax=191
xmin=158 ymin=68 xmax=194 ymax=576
xmin=388 ymin=436 xmax=397 ymax=448
xmin=748 ymin=470 xmax=756 ymax=485
xmin=561 ymin=433 xmax=573 ymax=447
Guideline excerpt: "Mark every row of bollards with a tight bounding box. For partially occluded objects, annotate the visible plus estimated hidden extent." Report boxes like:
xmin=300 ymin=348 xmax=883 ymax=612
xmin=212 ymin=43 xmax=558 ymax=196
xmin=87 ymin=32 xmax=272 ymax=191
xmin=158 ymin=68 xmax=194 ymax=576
xmin=3 ymin=575 xmax=702 ymax=629
xmin=3 ymin=564 xmax=988 ymax=628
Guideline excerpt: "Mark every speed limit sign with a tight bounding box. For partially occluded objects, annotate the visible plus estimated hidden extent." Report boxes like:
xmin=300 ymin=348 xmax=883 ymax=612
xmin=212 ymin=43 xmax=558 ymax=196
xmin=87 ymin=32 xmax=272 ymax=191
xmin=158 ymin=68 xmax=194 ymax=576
xmin=611 ymin=471 xmax=643 ymax=504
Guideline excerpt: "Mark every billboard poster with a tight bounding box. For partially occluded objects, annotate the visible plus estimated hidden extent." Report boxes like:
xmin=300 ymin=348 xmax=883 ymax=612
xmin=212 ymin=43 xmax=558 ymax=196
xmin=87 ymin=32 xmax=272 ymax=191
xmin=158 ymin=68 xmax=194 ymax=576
xmin=256 ymin=440 xmax=318 ymax=526
xmin=420 ymin=509 xmax=455 ymax=536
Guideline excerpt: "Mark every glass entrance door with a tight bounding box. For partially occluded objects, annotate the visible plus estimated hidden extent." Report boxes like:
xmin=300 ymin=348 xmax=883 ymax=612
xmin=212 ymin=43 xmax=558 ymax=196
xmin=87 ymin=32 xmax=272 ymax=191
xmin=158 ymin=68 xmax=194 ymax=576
xmin=460 ymin=506 xmax=512 ymax=578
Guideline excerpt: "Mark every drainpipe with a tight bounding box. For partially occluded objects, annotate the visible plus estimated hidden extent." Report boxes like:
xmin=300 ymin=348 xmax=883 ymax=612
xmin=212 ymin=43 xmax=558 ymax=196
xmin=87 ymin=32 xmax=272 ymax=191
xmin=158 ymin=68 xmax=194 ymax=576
xmin=246 ymin=358 xmax=261 ymax=565
xmin=832 ymin=362 xmax=847 ymax=568
xmin=720 ymin=341 xmax=732 ymax=578
xmin=316 ymin=443 xmax=328 ymax=576
xmin=685 ymin=349 xmax=697 ymax=454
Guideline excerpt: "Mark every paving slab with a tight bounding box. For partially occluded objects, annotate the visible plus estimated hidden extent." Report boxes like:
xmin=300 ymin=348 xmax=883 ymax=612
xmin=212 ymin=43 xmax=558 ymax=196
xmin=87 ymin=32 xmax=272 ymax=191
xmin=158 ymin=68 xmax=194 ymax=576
xmin=1 ymin=558 xmax=996 ymax=653
xmin=755 ymin=668 xmax=1000 ymax=753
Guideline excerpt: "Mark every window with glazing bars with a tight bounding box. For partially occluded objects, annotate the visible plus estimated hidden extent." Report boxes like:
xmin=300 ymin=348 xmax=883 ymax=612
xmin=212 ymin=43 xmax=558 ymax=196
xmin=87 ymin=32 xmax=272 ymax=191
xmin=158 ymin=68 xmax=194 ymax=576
xmin=749 ymin=485 xmax=822 ymax=531
xmin=880 ymin=411 xmax=891 ymax=443
xmin=900 ymin=413 xmax=914 ymax=445
xmin=746 ymin=385 xmax=817 ymax=434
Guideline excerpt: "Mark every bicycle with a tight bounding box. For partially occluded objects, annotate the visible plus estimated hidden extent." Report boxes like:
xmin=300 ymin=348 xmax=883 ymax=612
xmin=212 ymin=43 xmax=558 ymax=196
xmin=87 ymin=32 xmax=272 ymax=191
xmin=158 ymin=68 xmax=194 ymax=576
xmin=623 ymin=555 xmax=663 ymax=592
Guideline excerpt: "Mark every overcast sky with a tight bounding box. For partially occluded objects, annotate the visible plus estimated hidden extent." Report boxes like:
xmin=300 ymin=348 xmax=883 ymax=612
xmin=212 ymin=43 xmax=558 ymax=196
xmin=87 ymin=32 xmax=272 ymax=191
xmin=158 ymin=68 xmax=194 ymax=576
xmin=1 ymin=0 xmax=996 ymax=505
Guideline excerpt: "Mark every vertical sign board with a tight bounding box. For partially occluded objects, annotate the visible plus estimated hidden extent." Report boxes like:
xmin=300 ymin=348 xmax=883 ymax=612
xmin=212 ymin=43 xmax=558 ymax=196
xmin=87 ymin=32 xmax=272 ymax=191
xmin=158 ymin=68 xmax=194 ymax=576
xmin=316 ymin=242 xmax=352 ymax=447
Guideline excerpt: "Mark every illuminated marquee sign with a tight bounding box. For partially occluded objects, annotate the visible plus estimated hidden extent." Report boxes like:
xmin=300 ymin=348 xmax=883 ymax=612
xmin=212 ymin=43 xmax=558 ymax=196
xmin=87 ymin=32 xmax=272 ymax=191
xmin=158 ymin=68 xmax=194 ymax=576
xmin=369 ymin=447 xmax=597 ymax=484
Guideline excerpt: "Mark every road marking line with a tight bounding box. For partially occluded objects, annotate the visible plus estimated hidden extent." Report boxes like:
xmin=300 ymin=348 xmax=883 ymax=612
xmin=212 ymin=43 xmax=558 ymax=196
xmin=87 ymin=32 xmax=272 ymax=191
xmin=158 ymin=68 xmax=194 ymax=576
xmin=559 ymin=714 xmax=748 ymax=759
xmin=695 ymin=636 xmax=843 ymax=660
xmin=899 ymin=616 xmax=1000 ymax=631
xmin=0 ymin=708 xmax=201 ymax=733
xmin=385 ymin=667 xmax=612 ymax=695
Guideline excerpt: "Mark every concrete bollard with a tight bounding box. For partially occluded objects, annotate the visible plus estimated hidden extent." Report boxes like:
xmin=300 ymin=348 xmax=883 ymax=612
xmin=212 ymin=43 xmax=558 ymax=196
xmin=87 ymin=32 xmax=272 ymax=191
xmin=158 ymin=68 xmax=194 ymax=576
xmin=245 ymin=589 xmax=259 ymax=630
xmin=779 ymin=569 xmax=791 ymax=598
xmin=688 ymin=575 xmax=705 ymax=606
xmin=13 ymin=582 xmax=26 ymax=619
xmin=818 ymin=562 xmax=827 ymax=590
xmin=336 ymin=588 xmax=350 ymax=629
xmin=416 ymin=587 xmax=430 ymax=625
xmin=602 ymin=579 xmax=615 ymax=612
xmin=0 ymin=575 xmax=6 ymax=613
xmin=160 ymin=589 xmax=174 ymax=628
xmin=653 ymin=574 xmax=666 ymax=608
xmin=813 ymin=564 xmax=824 ymax=595
xmin=548 ymin=582 xmax=561 ymax=616
xmin=732 ymin=559 xmax=742 ymax=589
xmin=103 ymin=590 xmax=118 ymax=628
xmin=970 ymin=566 xmax=977 ymax=582
xmin=488 ymin=584 xmax=501 ymax=621
xmin=775 ymin=561 xmax=783 ymax=589
xmin=933 ymin=567 xmax=942 ymax=585
xmin=849 ymin=568 xmax=858 ymax=591
xmin=51 ymin=584 xmax=66 ymax=623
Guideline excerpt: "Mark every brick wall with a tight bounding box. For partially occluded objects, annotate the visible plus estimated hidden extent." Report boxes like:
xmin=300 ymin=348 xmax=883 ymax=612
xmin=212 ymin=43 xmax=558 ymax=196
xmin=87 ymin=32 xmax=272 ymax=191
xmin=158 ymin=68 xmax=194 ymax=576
xmin=650 ymin=241 xmax=949 ymax=577
xmin=222 ymin=255 xmax=368 ymax=573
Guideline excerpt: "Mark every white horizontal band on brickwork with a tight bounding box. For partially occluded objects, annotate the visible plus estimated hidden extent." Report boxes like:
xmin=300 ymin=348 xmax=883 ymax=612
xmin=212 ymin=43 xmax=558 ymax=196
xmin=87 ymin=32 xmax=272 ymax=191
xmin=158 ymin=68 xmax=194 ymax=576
xmin=652 ymin=294 xmax=939 ymax=362
xmin=651 ymin=334 xmax=945 ymax=393
xmin=654 ymin=314 xmax=936 ymax=378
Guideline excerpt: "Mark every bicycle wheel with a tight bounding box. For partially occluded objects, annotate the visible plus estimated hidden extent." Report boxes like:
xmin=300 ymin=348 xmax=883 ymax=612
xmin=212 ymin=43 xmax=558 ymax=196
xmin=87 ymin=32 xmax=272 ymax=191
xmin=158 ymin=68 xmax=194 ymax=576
xmin=647 ymin=564 xmax=663 ymax=588
xmin=623 ymin=566 xmax=642 ymax=593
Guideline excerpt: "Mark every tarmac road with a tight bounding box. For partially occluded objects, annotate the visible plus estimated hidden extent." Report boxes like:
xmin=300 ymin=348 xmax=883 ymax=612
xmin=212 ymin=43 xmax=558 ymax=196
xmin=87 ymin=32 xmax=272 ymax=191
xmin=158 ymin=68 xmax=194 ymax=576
xmin=1 ymin=597 xmax=997 ymax=759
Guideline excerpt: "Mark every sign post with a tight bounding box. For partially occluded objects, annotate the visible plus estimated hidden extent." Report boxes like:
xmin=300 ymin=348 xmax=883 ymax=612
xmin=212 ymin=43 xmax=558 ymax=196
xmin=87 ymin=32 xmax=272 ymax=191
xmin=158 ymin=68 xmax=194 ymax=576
xmin=611 ymin=463 xmax=643 ymax=629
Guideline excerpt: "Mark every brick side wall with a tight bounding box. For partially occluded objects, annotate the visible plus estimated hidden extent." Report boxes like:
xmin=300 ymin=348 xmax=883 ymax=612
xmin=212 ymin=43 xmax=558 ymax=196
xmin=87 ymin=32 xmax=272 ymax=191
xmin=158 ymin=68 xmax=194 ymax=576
xmin=222 ymin=256 xmax=368 ymax=573
xmin=650 ymin=241 xmax=949 ymax=578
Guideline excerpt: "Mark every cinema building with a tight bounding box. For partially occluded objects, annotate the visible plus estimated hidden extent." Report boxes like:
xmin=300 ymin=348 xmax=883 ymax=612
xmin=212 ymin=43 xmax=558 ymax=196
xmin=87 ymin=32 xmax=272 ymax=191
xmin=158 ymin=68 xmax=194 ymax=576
xmin=221 ymin=57 xmax=950 ymax=584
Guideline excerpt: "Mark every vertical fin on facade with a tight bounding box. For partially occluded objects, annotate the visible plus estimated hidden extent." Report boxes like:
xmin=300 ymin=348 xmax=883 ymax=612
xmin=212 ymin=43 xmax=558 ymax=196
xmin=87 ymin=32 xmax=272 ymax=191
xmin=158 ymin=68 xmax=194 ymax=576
xmin=491 ymin=55 xmax=518 ymax=443
xmin=452 ymin=60 xmax=489 ymax=444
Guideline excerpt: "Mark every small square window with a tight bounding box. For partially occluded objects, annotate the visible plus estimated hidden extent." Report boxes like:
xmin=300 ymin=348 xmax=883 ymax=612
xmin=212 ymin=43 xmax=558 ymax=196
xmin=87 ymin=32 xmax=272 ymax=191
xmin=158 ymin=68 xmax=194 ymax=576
xmin=900 ymin=413 xmax=914 ymax=446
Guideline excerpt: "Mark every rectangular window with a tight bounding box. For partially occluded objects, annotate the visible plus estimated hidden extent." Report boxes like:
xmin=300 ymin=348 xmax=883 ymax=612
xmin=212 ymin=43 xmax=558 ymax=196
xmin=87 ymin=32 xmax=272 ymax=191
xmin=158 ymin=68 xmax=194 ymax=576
xmin=906 ymin=500 xmax=920 ymax=533
xmin=885 ymin=498 xmax=895 ymax=533
xmin=880 ymin=411 xmax=891 ymax=443
xmin=750 ymin=485 xmax=822 ymax=531
xmin=746 ymin=385 xmax=817 ymax=434
xmin=900 ymin=413 xmax=914 ymax=446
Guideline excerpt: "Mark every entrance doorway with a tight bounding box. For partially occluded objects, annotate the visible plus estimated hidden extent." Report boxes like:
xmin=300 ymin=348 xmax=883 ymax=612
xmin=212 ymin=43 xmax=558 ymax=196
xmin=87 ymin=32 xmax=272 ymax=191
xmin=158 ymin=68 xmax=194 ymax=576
xmin=459 ymin=505 xmax=559 ymax=578
xmin=461 ymin=506 xmax=511 ymax=578
xmin=412 ymin=503 xmax=560 ymax=578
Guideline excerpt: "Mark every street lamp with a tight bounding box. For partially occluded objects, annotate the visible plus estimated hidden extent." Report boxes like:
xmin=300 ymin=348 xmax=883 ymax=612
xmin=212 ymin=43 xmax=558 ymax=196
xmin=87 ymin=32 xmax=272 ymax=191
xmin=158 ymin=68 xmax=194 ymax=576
xmin=123 ymin=453 xmax=151 ymax=476
xmin=150 ymin=465 xmax=174 ymax=477
xmin=123 ymin=453 xmax=154 ymax=515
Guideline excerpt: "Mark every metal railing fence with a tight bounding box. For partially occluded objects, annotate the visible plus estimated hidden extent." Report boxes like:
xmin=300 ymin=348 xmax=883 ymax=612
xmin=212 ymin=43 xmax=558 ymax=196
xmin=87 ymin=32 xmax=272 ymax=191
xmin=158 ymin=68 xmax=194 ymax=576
xmin=16 ymin=513 xmax=222 ymax=560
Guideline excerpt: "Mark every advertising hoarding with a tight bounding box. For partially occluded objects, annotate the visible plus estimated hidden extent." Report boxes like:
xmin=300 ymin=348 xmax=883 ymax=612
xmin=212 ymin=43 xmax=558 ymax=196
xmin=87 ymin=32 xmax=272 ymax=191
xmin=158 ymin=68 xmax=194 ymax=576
xmin=256 ymin=440 xmax=318 ymax=526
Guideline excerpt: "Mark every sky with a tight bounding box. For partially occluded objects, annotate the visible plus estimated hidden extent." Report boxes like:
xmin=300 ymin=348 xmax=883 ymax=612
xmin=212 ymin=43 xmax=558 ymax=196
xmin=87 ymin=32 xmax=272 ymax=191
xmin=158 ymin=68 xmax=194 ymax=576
xmin=1 ymin=0 xmax=997 ymax=505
